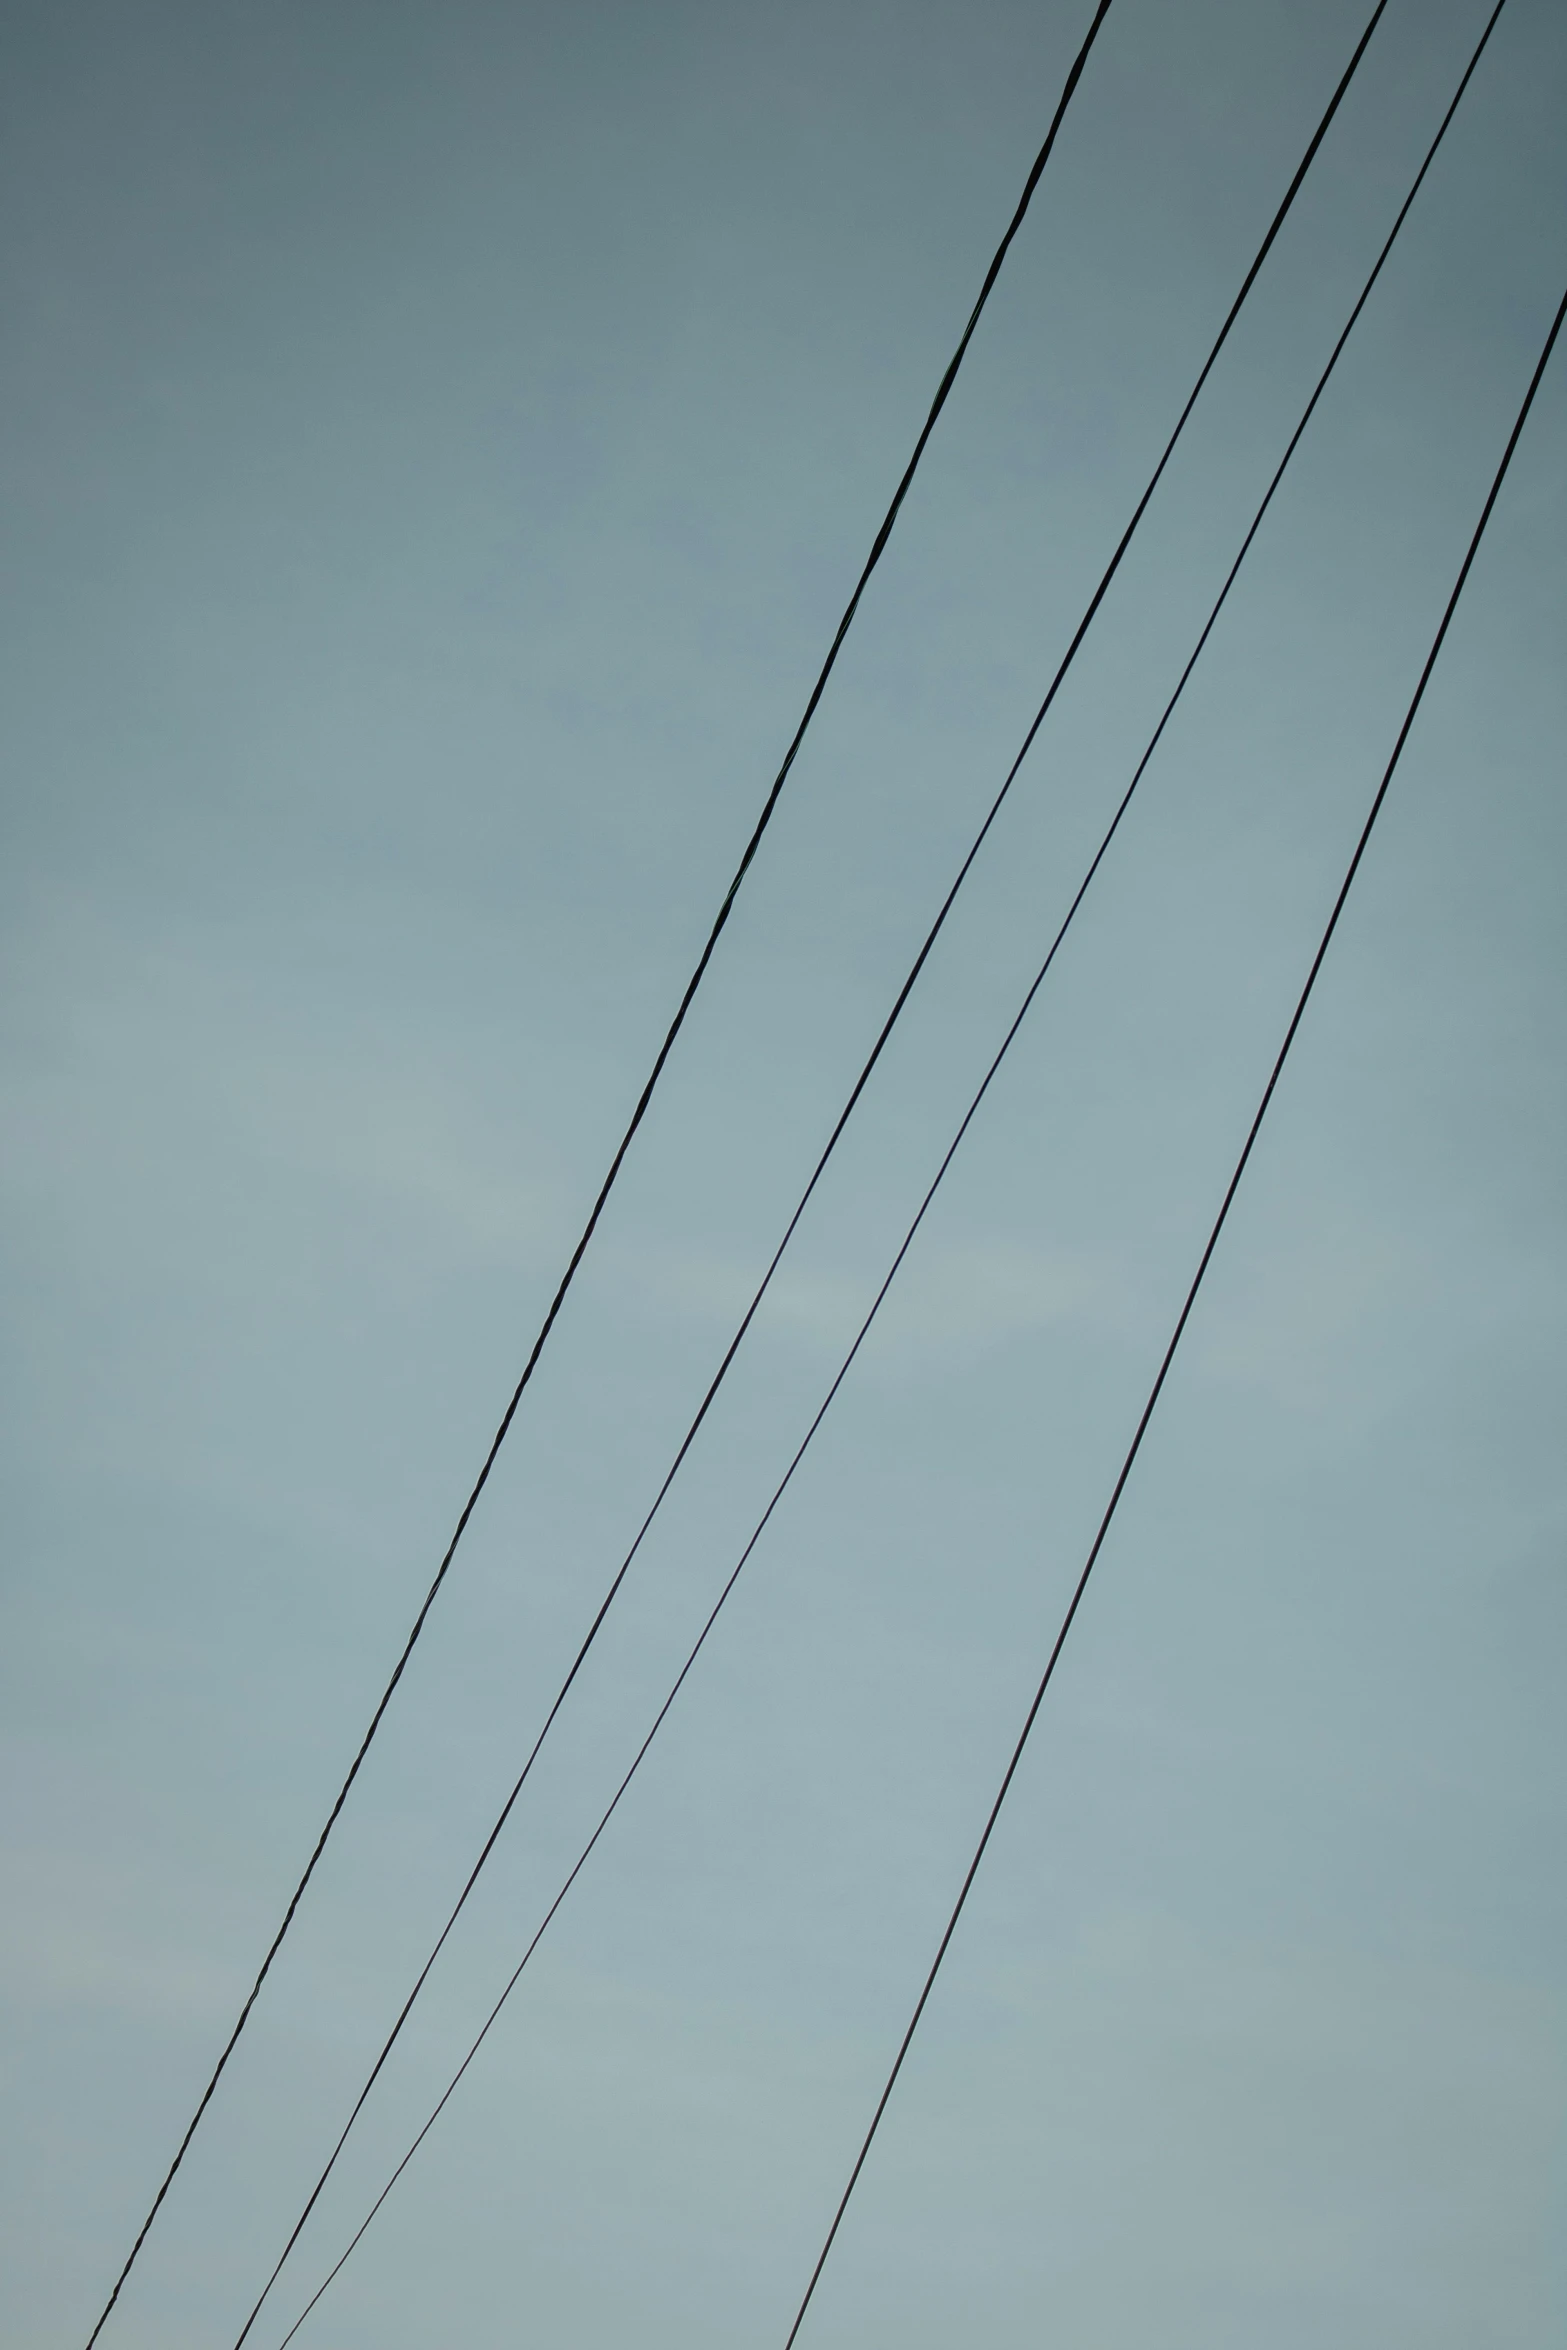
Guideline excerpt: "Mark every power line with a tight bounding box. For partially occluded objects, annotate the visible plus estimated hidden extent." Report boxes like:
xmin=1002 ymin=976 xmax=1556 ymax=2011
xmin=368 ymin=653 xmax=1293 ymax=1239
xmin=256 ymin=12 xmax=1508 ymax=2335
xmin=79 ymin=8 xmax=1118 ymax=2341
xmin=228 ymin=7 xmax=1393 ymax=2337
xmin=781 ymin=270 xmax=1567 ymax=2350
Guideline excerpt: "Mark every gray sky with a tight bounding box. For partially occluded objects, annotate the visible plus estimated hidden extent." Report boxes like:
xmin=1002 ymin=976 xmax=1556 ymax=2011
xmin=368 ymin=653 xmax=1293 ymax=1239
xmin=2 ymin=2 xmax=1563 ymax=2345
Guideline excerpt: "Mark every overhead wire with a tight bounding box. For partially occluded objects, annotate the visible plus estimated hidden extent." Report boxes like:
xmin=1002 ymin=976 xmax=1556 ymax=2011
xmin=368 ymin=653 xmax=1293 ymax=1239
xmin=253 ymin=9 xmax=1510 ymax=2335
xmin=226 ymin=4 xmax=1400 ymax=2335
xmin=780 ymin=269 xmax=1567 ymax=2350
xmin=79 ymin=6 xmax=1119 ymax=2341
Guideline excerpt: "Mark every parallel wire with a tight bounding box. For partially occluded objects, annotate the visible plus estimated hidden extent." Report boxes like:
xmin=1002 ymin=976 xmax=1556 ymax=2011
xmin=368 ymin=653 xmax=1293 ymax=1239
xmin=231 ymin=4 xmax=1389 ymax=2334
xmin=79 ymin=8 xmax=1119 ymax=2342
xmin=782 ymin=270 xmax=1567 ymax=2350
xmin=261 ymin=13 xmax=1506 ymax=2335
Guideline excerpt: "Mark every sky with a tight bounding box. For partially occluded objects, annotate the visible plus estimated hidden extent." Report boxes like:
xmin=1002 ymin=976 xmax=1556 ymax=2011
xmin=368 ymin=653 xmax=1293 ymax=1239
xmin=2 ymin=1 xmax=1564 ymax=2345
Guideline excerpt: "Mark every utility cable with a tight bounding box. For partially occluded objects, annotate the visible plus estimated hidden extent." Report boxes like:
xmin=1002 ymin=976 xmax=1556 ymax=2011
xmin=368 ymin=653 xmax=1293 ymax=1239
xmin=235 ymin=7 xmax=1403 ymax=2336
xmin=255 ymin=12 xmax=1507 ymax=2335
xmin=782 ymin=271 xmax=1567 ymax=2350
xmin=79 ymin=9 xmax=1118 ymax=2342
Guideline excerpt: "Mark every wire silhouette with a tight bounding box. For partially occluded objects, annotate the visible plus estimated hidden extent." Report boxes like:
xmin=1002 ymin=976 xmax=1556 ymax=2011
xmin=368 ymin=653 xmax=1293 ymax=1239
xmin=227 ymin=6 xmax=1399 ymax=2337
xmin=781 ymin=271 xmax=1567 ymax=2350
xmin=79 ymin=8 xmax=1118 ymax=2343
xmin=252 ymin=11 xmax=1509 ymax=2335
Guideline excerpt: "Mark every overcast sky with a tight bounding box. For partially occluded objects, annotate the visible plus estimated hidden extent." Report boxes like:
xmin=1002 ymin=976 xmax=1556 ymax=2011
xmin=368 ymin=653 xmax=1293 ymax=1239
xmin=2 ymin=2 xmax=1564 ymax=2345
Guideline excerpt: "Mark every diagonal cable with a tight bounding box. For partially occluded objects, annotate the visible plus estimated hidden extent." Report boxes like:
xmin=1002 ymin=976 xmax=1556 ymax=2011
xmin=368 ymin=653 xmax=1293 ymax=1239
xmin=79 ymin=8 xmax=1118 ymax=2342
xmin=230 ymin=5 xmax=1394 ymax=2336
xmin=782 ymin=267 xmax=1567 ymax=2350
xmin=259 ymin=11 xmax=1508 ymax=2334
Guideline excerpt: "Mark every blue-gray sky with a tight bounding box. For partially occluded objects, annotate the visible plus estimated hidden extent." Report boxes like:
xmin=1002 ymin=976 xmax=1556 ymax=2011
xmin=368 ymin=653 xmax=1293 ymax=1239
xmin=2 ymin=2 xmax=1563 ymax=2345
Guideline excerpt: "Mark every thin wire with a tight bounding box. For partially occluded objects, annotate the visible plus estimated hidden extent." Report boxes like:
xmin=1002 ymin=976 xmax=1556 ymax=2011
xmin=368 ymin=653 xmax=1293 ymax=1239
xmin=264 ymin=14 xmax=1507 ymax=2336
xmin=79 ymin=10 xmax=1118 ymax=2344
xmin=233 ymin=4 xmax=1392 ymax=2332
xmin=782 ymin=273 xmax=1567 ymax=2350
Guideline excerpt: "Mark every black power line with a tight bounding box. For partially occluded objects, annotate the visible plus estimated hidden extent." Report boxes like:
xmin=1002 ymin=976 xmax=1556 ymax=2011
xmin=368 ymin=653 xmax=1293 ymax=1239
xmin=229 ymin=6 xmax=1392 ymax=2337
xmin=79 ymin=8 xmax=1117 ymax=2342
xmin=254 ymin=12 xmax=1507 ymax=2335
xmin=253 ymin=13 xmax=1513 ymax=2335
xmin=781 ymin=273 xmax=1567 ymax=2350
